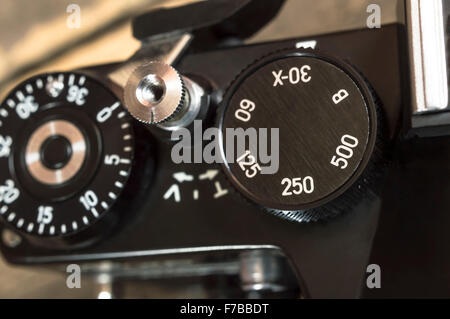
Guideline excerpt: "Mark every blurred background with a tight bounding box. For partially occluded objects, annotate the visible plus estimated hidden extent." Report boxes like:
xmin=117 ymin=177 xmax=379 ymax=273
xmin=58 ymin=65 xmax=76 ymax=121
xmin=0 ymin=0 xmax=398 ymax=298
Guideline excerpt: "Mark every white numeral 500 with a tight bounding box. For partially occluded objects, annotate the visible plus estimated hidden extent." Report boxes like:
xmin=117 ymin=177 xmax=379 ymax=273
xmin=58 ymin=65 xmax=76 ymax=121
xmin=330 ymin=135 xmax=359 ymax=169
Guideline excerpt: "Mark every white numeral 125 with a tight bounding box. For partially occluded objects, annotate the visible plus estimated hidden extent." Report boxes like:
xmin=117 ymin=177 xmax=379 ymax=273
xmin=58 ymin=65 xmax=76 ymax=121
xmin=237 ymin=150 xmax=261 ymax=179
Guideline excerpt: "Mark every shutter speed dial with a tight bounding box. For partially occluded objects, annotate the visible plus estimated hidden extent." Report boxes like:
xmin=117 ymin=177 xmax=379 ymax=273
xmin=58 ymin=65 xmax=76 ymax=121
xmin=218 ymin=51 xmax=382 ymax=222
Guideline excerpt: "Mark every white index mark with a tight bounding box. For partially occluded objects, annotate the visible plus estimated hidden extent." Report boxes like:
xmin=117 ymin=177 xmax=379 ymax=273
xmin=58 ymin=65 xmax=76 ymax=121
xmin=82 ymin=216 xmax=89 ymax=225
xmin=47 ymin=75 xmax=54 ymax=83
xmin=193 ymin=190 xmax=199 ymax=200
xmin=38 ymin=223 xmax=45 ymax=234
xmin=117 ymin=112 xmax=126 ymax=119
xmin=7 ymin=213 xmax=16 ymax=222
xmin=26 ymin=84 xmax=33 ymax=94
xmin=78 ymin=76 xmax=86 ymax=86
xmin=27 ymin=223 xmax=34 ymax=233
xmin=0 ymin=109 xmax=9 ymax=117
xmin=108 ymin=192 xmax=117 ymax=200
xmin=101 ymin=202 xmax=109 ymax=209
xmin=0 ymin=206 xmax=7 ymax=214
xmin=163 ymin=184 xmax=181 ymax=202
xmin=58 ymin=74 xmax=64 ymax=82
xmin=36 ymin=79 xmax=44 ymax=89
xmin=110 ymin=102 xmax=120 ymax=111
xmin=72 ymin=221 xmax=78 ymax=230
xmin=119 ymin=170 xmax=128 ymax=177
xmin=6 ymin=99 xmax=15 ymax=108
xmin=17 ymin=219 xmax=24 ymax=228
xmin=68 ymin=74 xmax=75 ymax=86
xmin=120 ymin=158 xmax=131 ymax=165
xmin=16 ymin=91 xmax=24 ymax=101
xmin=49 ymin=226 xmax=55 ymax=235
xmin=123 ymin=135 xmax=132 ymax=141
xmin=213 ymin=182 xmax=229 ymax=199
xmin=61 ymin=224 xmax=67 ymax=234
xmin=91 ymin=208 xmax=99 ymax=218
xmin=124 ymin=146 xmax=132 ymax=152
xmin=121 ymin=123 xmax=130 ymax=129
xmin=115 ymin=181 xmax=123 ymax=189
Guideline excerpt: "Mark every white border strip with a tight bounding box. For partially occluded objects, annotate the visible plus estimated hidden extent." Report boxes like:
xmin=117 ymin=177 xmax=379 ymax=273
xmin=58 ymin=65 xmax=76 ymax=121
xmin=407 ymin=0 xmax=448 ymax=113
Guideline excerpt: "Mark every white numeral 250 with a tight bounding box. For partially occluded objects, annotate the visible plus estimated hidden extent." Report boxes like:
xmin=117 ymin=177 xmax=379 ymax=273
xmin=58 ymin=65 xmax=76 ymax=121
xmin=281 ymin=177 xmax=314 ymax=196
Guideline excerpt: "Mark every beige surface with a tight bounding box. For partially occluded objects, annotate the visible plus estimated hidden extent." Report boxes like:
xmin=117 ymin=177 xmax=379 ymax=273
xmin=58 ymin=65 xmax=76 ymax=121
xmin=0 ymin=0 xmax=399 ymax=298
xmin=0 ymin=0 xmax=199 ymax=99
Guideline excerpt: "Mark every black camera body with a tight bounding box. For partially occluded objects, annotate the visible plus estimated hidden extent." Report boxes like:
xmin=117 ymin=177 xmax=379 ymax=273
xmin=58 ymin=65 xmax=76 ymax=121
xmin=0 ymin=0 xmax=449 ymax=298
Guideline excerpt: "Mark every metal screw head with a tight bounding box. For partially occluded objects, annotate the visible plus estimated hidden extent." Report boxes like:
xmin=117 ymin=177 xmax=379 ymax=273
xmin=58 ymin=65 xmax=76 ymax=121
xmin=136 ymin=74 xmax=166 ymax=106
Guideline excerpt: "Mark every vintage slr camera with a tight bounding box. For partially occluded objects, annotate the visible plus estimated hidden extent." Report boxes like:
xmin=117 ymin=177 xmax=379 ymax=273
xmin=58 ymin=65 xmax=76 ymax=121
xmin=0 ymin=0 xmax=449 ymax=298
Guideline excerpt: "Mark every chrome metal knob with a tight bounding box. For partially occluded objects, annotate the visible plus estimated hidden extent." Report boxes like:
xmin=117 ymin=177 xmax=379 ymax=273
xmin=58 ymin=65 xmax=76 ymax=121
xmin=124 ymin=61 xmax=186 ymax=124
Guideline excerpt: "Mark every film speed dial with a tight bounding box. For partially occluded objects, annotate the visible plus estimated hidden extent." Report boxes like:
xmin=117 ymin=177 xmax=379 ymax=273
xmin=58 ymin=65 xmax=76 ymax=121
xmin=218 ymin=51 xmax=384 ymax=222
xmin=0 ymin=72 xmax=135 ymax=244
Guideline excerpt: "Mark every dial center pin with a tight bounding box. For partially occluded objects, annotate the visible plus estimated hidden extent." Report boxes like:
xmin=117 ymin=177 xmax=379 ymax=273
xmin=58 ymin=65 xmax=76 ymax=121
xmin=25 ymin=120 xmax=86 ymax=185
xmin=40 ymin=135 xmax=73 ymax=170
